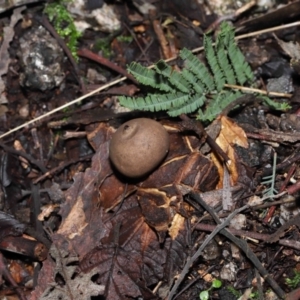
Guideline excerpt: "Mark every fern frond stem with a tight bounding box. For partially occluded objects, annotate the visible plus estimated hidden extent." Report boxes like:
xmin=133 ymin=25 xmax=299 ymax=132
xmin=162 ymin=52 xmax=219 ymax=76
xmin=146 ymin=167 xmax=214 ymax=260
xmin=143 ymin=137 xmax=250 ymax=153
xmin=224 ymin=84 xmax=293 ymax=98
xmin=219 ymin=94 xmax=253 ymax=116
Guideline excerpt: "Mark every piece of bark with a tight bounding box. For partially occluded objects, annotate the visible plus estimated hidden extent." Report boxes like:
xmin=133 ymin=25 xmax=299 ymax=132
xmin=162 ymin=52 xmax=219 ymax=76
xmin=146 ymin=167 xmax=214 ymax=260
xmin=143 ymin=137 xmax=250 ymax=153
xmin=0 ymin=236 xmax=48 ymax=261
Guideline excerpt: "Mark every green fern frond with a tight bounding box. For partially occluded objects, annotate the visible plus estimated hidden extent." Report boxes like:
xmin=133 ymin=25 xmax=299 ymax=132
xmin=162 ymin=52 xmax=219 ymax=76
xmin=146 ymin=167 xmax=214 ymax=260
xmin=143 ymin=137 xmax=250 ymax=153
xmin=155 ymin=60 xmax=190 ymax=93
xmin=216 ymin=29 xmax=236 ymax=85
xmin=119 ymin=93 xmax=189 ymax=112
xmin=127 ymin=62 xmax=173 ymax=92
xmin=198 ymin=91 xmax=244 ymax=121
xmin=168 ymin=94 xmax=206 ymax=116
xmin=226 ymin=41 xmax=253 ymax=85
xmin=119 ymin=22 xmax=290 ymax=122
xmin=219 ymin=23 xmax=253 ymax=85
xmin=204 ymin=35 xmax=225 ymax=91
xmin=228 ymin=43 xmax=253 ymax=85
xmin=220 ymin=22 xmax=235 ymax=46
xmin=181 ymin=69 xmax=205 ymax=94
xmin=180 ymin=48 xmax=215 ymax=92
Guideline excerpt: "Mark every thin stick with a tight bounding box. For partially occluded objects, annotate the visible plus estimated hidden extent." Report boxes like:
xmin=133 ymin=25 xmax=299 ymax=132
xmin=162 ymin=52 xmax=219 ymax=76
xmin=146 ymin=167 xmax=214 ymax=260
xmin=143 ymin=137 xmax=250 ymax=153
xmin=78 ymin=48 xmax=138 ymax=84
xmin=0 ymin=78 xmax=125 ymax=139
xmin=236 ymin=21 xmax=300 ymax=41
xmin=165 ymin=21 xmax=300 ymax=63
xmin=167 ymin=203 xmax=248 ymax=300
xmin=189 ymin=193 xmax=286 ymax=299
xmin=224 ymin=83 xmax=292 ymax=98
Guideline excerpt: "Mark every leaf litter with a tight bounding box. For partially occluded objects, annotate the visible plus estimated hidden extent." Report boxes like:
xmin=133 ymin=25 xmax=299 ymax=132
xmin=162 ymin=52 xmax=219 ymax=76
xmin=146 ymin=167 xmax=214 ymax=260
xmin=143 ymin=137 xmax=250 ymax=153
xmin=1 ymin=2 xmax=300 ymax=300
xmin=35 ymin=120 xmax=223 ymax=299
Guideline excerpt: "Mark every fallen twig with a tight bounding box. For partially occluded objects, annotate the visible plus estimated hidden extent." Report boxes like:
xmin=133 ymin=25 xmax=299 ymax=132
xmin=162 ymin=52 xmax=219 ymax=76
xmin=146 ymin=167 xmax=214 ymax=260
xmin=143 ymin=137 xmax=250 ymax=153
xmin=167 ymin=199 xmax=248 ymax=300
xmin=0 ymin=141 xmax=47 ymax=173
xmin=78 ymin=48 xmax=138 ymax=85
xmin=189 ymin=192 xmax=286 ymax=299
xmin=195 ymin=223 xmax=300 ymax=251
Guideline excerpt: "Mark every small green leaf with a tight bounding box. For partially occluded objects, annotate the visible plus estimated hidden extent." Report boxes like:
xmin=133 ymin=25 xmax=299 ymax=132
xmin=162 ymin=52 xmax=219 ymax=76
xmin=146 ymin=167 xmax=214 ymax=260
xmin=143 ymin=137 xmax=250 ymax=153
xmin=212 ymin=279 xmax=222 ymax=288
xmin=285 ymin=270 xmax=300 ymax=289
xmin=44 ymin=0 xmax=81 ymax=61
xmin=168 ymin=94 xmax=205 ymax=117
xmin=199 ymin=290 xmax=209 ymax=300
xmin=259 ymin=95 xmax=291 ymax=111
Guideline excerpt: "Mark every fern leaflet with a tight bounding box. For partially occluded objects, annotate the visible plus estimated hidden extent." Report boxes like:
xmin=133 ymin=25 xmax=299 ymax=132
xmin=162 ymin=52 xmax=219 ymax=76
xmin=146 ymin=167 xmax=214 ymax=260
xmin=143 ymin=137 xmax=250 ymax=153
xmin=216 ymin=27 xmax=236 ymax=85
xmin=259 ymin=95 xmax=290 ymax=111
xmin=181 ymin=69 xmax=205 ymax=94
xmin=127 ymin=62 xmax=173 ymax=92
xmin=119 ymin=93 xmax=190 ymax=112
xmin=168 ymin=94 xmax=206 ymax=116
xmin=220 ymin=23 xmax=253 ymax=85
xmin=180 ymin=48 xmax=215 ymax=92
xmin=204 ymin=34 xmax=225 ymax=91
xmin=261 ymin=152 xmax=278 ymax=199
xmin=154 ymin=60 xmax=190 ymax=93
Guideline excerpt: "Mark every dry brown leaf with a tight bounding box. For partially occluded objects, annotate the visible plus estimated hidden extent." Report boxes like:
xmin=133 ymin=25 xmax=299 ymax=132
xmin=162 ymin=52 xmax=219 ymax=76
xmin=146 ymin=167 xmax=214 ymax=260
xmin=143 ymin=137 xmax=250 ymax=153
xmin=138 ymin=132 xmax=218 ymax=236
xmin=75 ymin=198 xmax=166 ymax=299
xmin=212 ymin=116 xmax=248 ymax=187
xmin=217 ymin=116 xmax=248 ymax=148
xmin=39 ymin=245 xmax=104 ymax=300
xmin=169 ymin=213 xmax=185 ymax=240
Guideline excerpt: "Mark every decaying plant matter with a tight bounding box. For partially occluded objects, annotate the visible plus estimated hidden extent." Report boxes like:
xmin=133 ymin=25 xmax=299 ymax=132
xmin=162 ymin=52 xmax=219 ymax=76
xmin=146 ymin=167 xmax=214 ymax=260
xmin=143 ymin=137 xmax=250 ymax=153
xmin=34 ymin=121 xmax=222 ymax=299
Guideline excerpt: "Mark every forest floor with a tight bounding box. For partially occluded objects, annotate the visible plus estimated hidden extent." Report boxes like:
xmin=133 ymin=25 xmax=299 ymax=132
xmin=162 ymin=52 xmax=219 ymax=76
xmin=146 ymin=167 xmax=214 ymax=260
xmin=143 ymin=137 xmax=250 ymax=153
xmin=1 ymin=1 xmax=300 ymax=299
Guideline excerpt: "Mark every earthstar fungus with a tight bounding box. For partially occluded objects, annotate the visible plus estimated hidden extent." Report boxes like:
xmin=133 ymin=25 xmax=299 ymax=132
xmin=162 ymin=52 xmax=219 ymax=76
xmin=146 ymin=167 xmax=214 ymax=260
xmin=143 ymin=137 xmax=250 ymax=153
xmin=109 ymin=118 xmax=170 ymax=178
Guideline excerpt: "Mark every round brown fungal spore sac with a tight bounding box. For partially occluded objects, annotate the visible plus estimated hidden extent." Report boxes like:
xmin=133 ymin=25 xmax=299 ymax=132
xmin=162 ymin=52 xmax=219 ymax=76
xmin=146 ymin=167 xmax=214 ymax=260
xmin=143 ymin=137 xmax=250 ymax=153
xmin=109 ymin=118 xmax=170 ymax=178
